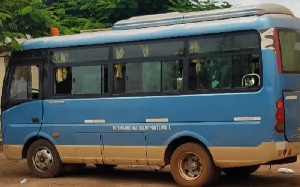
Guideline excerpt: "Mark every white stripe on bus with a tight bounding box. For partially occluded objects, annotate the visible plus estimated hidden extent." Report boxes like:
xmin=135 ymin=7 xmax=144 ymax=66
xmin=146 ymin=118 xmax=169 ymax=123
xmin=84 ymin=119 xmax=106 ymax=124
xmin=234 ymin=117 xmax=261 ymax=122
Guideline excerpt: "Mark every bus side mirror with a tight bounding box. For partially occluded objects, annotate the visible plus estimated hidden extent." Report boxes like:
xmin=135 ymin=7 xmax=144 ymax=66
xmin=242 ymin=73 xmax=261 ymax=87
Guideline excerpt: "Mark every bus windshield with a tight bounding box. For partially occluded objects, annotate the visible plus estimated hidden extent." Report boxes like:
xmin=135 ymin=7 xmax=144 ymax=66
xmin=278 ymin=29 xmax=300 ymax=73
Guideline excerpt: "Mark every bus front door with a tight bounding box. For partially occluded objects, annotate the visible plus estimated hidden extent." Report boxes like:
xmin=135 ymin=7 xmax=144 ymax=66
xmin=1 ymin=63 xmax=42 ymax=147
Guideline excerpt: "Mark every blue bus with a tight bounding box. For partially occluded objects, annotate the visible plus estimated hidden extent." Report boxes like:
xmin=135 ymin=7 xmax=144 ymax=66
xmin=2 ymin=3 xmax=300 ymax=187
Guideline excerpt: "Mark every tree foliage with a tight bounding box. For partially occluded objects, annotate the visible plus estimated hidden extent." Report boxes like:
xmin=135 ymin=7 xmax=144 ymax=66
xmin=169 ymin=0 xmax=232 ymax=12
xmin=0 ymin=0 xmax=58 ymax=51
xmin=48 ymin=0 xmax=170 ymax=34
xmin=1 ymin=0 xmax=231 ymax=51
xmin=49 ymin=0 xmax=230 ymax=34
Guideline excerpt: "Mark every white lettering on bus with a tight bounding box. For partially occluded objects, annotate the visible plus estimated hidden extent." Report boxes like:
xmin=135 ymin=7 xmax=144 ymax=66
xmin=112 ymin=125 xmax=169 ymax=131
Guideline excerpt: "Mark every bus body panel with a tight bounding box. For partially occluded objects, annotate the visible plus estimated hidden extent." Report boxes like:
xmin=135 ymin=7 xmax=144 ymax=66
xmin=42 ymin=93 xmax=269 ymax=146
xmin=283 ymin=91 xmax=300 ymax=142
xmin=1 ymin=101 xmax=42 ymax=145
xmin=1 ymin=101 xmax=42 ymax=160
xmin=281 ymin=75 xmax=300 ymax=90
xmin=281 ymin=76 xmax=300 ymax=143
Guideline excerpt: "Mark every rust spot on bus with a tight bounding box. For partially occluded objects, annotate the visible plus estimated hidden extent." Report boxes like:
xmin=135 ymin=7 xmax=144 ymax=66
xmin=259 ymin=28 xmax=275 ymax=50
xmin=283 ymin=149 xmax=287 ymax=156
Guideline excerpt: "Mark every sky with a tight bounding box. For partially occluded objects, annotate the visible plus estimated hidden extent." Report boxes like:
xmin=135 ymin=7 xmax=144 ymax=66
xmin=225 ymin=0 xmax=300 ymax=18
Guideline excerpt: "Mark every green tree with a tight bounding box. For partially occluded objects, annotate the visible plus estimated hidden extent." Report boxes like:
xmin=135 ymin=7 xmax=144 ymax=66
xmin=49 ymin=0 xmax=170 ymax=34
xmin=0 ymin=0 xmax=232 ymax=51
xmin=49 ymin=0 xmax=231 ymax=34
xmin=169 ymin=0 xmax=232 ymax=12
xmin=0 ymin=0 xmax=58 ymax=51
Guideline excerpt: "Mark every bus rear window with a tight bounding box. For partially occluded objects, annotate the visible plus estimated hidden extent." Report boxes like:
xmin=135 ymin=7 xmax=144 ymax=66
xmin=278 ymin=29 xmax=300 ymax=73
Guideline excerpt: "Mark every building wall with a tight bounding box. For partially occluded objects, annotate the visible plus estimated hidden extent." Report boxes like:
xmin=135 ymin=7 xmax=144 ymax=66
xmin=0 ymin=58 xmax=5 ymax=112
xmin=0 ymin=52 xmax=10 ymax=113
xmin=0 ymin=53 xmax=10 ymax=131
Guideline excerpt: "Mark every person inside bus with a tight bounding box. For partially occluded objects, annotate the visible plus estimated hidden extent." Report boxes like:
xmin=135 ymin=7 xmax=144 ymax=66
xmin=55 ymin=67 xmax=72 ymax=94
xmin=113 ymin=64 xmax=125 ymax=93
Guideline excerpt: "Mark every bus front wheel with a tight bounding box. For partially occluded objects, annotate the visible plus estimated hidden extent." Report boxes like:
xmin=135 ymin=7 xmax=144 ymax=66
xmin=27 ymin=139 xmax=63 ymax=178
xmin=170 ymin=142 xmax=215 ymax=187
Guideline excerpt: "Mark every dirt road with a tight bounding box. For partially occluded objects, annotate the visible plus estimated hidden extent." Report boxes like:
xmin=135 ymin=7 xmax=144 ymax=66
xmin=0 ymin=150 xmax=300 ymax=187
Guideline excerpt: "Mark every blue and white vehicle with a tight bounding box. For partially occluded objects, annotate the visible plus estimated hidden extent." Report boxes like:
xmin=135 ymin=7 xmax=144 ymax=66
xmin=2 ymin=3 xmax=300 ymax=186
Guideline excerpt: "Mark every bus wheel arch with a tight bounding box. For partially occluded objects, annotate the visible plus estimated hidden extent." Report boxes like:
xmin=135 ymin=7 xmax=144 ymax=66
xmin=22 ymin=136 xmax=57 ymax=159
xmin=164 ymin=136 xmax=212 ymax=165
xmin=22 ymin=136 xmax=40 ymax=159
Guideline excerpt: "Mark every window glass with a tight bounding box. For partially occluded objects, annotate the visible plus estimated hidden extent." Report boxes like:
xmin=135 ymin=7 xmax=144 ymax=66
xmin=10 ymin=65 xmax=39 ymax=100
xmin=113 ymin=60 xmax=183 ymax=94
xmin=51 ymin=47 xmax=109 ymax=63
xmin=54 ymin=65 xmax=108 ymax=95
xmin=278 ymin=29 xmax=300 ymax=72
xmin=162 ymin=61 xmax=183 ymax=91
xmin=189 ymin=32 xmax=260 ymax=54
xmin=113 ymin=40 xmax=184 ymax=59
xmin=189 ymin=54 xmax=260 ymax=90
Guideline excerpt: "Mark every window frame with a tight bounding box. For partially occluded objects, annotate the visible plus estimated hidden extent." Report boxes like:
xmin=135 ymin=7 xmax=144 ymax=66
xmin=187 ymin=53 xmax=262 ymax=93
xmin=50 ymin=46 xmax=109 ymax=64
xmin=112 ymin=39 xmax=186 ymax=60
xmin=44 ymin=30 xmax=263 ymax=100
xmin=3 ymin=59 xmax=43 ymax=110
xmin=188 ymin=30 xmax=261 ymax=55
xmin=112 ymin=59 xmax=185 ymax=96
xmin=50 ymin=62 xmax=110 ymax=98
xmin=186 ymin=31 xmax=263 ymax=94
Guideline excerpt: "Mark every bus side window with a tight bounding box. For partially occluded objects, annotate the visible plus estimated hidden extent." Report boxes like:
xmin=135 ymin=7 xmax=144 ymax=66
xmin=189 ymin=54 xmax=261 ymax=91
xmin=219 ymin=61 xmax=232 ymax=88
xmin=54 ymin=65 xmax=108 ymax=95
xmin=232 ymin=54 xmax=261 ymax=88
xmin=113 ymin=60 xmax=183 ymax=94
xmin=189 ymin=58 xmax=230 ymax=90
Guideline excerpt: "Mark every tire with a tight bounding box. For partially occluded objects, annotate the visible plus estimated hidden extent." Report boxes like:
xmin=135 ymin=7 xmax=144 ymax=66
xmin=170 ymin=142 xmax=215 ymax=187
xmin=223 ymin=165 xmax=260 ymax=177
xmin=27 ymin=139 xmax=63 ymax=178
xmin=210 ymin=167 xmax=222 ymax=184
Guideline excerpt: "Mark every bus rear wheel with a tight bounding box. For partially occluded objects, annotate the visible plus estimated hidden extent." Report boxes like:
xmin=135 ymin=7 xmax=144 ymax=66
xmin=223 ymin=165 xmax=260 ymax=177
xmin=27 ymin=139 xmax=63 ymax=178
xmin=170 ymin=142 xmax=215 ymax=187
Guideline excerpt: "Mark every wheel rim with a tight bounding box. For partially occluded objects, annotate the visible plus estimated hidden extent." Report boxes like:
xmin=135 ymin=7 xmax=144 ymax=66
xmin=178 ymin=152 xmax=203 ymax=181
xmin=32 ymin=147 xmax=54 ymax=172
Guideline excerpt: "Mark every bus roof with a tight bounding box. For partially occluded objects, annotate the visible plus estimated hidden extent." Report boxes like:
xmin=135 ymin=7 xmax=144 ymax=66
xmin=112 ymin=3 xmax=294 ymax=30
xmin=21 ymin=3 xmax=299 ymax=51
